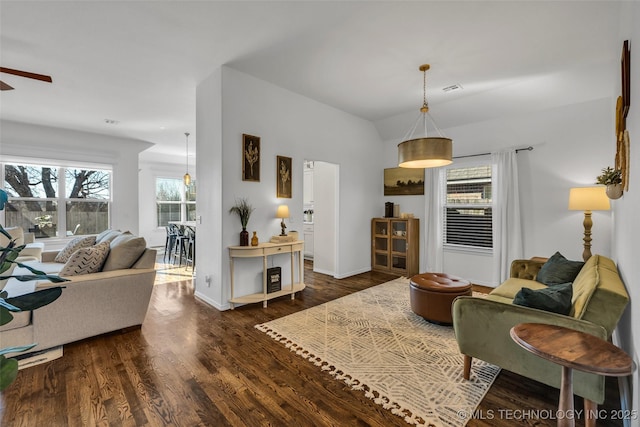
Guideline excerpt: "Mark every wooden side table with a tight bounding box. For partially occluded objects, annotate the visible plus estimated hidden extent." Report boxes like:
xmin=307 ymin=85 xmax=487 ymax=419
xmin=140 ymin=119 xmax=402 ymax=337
xmin=510 ymin=323 xmax=634 ymax=427
xmin=228 ymin=241 xmax=305 ymax=308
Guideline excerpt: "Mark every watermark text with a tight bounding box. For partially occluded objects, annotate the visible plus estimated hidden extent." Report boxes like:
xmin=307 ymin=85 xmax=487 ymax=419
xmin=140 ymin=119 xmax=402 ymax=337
xmin=456 ymin=408 xmax=638 ymax=421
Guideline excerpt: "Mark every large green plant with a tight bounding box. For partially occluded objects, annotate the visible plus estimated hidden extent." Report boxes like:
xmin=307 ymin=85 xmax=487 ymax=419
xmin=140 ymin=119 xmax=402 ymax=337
xmin=0 ymin=223 xmax=68 ymax=391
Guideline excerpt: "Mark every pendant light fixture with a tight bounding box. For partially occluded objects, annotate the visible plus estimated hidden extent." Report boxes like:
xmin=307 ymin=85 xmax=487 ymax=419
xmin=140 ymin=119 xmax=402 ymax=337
xmin=398 ymin=64 xmax=453 ymax=168
xmin=183 ymin=132 xmax=191 ymax=186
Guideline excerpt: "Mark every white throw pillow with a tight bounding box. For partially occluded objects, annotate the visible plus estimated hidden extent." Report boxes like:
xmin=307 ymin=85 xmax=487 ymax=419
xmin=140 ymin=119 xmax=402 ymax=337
xmin=102 ymin=234 xmax=146 ymax=271
xmin=95 ymin=229 xmax=124 ymax=244
xmin=54 ymin=235 xmax=97 ymax=263
xmin=59 ymin=241 xmax=110 ymax=276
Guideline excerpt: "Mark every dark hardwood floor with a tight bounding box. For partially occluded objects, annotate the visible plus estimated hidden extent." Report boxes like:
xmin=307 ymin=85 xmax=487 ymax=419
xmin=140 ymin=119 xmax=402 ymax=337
xmin=1 ymin=260 xmax=623 ymax=426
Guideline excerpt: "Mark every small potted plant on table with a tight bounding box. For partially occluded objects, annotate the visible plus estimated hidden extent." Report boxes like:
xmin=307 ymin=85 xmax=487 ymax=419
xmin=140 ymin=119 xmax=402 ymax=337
xmin=229 ymin=198 xmax=254 ymax=246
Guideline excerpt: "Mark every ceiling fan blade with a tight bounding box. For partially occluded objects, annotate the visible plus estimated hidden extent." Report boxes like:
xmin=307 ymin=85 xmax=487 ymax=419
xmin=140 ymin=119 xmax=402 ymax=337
xmin=0 ymin=80 xmax=15 ymax=91
xmin=0 ymin=67 xmax=52 ymax=83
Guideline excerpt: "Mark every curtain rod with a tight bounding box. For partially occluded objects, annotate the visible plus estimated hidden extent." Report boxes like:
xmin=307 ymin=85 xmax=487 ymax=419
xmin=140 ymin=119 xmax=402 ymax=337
xmin=453 ymin=146 xmax=534 ymax=160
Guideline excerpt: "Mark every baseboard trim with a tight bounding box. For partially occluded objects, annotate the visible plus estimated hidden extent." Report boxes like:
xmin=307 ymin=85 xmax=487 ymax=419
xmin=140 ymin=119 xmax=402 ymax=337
xmin=313 ymin=267 xmax=334 ymax=276
xmin=16 ymin=346 xmax=63 ymax=370
xmin=334 ymin=266 xmax=371 ymax=279
xmin=194 ymin=290 xmax=228 ymax=311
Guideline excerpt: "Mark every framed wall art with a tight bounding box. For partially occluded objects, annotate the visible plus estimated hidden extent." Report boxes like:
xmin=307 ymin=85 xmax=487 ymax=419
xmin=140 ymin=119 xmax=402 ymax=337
xmin=276 ymin=155 xmax=292 ymax=198
xmin=615 ymin=40 xmax=631 ymax=191
xmin=621 ymin=40 xmax=630 ymax=118
xmin=384 ymin=167 xmax=424 ymax=196
xmin=242 ymin=134 xmax=260 ymax=182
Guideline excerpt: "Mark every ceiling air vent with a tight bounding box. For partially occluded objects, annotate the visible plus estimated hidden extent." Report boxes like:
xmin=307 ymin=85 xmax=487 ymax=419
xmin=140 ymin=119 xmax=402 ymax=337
xmin=442 ymin=84 xmax=463 ymax=93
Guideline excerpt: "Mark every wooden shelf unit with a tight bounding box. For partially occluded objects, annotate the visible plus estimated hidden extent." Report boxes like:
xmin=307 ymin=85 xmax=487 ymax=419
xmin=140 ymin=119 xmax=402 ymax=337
xmin=371 ymin=217 xmax=419 ymax=277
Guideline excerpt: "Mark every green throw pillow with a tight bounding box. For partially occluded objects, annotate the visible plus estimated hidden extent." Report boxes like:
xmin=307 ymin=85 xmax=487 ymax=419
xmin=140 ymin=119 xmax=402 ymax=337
xmin=513 ymin=282 xmax=573 ymax=315
xmin=536 ymin=252 xmax=584 ymax=286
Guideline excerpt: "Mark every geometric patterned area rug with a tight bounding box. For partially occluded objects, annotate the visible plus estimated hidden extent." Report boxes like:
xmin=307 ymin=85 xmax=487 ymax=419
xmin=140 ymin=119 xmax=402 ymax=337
xmin=256 ymin=277 xmax=500 ymax=426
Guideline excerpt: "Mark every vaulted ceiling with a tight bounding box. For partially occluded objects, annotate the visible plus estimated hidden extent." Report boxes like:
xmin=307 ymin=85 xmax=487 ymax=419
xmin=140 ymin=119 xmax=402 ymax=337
xmin=0 ymin=1 xmax=623 ymax=161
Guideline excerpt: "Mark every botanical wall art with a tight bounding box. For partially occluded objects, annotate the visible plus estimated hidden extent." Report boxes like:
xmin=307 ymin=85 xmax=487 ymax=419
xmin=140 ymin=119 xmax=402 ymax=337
xmin=621 ymin=40 xmax=630 ymax=117
xmin=242 ymin=134 xmax=260 ymax=182
xmin=384 ymin=167 xmax=425 ymax=196
xmin=277 ymin=155 xmax=292 ymax=198
xmin=615 ymin=40 xmax=631 ymax=191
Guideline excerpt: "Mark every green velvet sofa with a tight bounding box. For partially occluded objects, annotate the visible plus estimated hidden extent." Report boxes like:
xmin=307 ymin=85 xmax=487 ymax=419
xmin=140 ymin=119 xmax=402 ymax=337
xmin=452 ymin=254 xmax=629 ymax=405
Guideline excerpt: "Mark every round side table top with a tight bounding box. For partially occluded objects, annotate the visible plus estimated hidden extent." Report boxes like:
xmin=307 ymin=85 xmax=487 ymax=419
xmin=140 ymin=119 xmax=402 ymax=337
xmin=510 ymin=323 xmax=634 ymax=377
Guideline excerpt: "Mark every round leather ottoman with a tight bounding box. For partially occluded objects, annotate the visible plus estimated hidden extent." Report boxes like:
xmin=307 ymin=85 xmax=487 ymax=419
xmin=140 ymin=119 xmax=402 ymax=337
xmin=409 ymin=273 xmax=472 ymax=325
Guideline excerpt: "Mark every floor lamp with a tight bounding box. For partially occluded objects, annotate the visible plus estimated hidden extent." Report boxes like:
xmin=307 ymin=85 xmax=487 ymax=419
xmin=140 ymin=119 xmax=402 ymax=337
xmin=568 ymin=186 xmax=610 ymax=262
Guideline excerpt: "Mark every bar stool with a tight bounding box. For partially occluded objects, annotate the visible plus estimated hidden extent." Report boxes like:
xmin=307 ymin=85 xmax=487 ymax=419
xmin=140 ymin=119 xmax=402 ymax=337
xmin=172 ymin=225 xmax=188 ymax=265
xmin=184 ymin=227 xmax=196 ymax=271
xmin=164 ymin=225 xmax=178 ymax=263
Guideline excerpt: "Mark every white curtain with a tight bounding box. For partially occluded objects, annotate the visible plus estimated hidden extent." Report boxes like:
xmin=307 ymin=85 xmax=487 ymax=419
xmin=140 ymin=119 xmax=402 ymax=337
xmin=491 ymin=150 xmax=523 ymax=282
xmin=424 ymin=167 xmax=444 ymax=272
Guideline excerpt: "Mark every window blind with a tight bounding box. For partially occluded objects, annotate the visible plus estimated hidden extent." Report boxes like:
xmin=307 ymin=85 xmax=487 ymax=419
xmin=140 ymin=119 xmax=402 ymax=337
xmin=444 ymin=166 xmax=493 ymax=249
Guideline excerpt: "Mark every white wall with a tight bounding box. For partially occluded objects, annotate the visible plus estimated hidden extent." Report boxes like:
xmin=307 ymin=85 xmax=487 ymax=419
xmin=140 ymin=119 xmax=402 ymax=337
xmin=0 ymin=120 xmax=151 ymax=240
xmin=193 ymin=66 xmax=382 ymax=310
xmin=312 ymin=161 xmax=338 ymax=276
xmin=379 ymin=97 xmax=614 ymax=286
xmin=612 ymin=2 xmax=639 ymax=423
xmin=193 ymin=68 xmax=224 ymax=309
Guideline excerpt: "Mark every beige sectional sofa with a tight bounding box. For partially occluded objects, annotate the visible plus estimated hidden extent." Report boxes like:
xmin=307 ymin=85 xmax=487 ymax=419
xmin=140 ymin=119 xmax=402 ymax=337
xmin=1 ymin=229 xmax=157 ymax=354
xmin=0 ymin=226 xmax=44 ymax=262
xmin=452 ymin=254 xmax=629 ymax=405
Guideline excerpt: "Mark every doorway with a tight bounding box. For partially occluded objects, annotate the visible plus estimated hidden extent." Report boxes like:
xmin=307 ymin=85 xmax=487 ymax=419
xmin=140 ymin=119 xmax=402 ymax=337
xmin=302 ymin=160 xmax=339 ymax=277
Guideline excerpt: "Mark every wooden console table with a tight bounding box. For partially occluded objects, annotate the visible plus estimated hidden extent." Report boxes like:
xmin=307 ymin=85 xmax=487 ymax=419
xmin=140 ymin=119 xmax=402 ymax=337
xmin=228 ymin=241 xmax=305 ymax=308
xmin=510 ymin=323 xmax=634 ymax=427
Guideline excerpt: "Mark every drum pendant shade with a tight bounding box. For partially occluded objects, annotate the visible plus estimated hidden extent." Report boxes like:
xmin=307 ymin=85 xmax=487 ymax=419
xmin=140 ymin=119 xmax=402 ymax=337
xmin=398 ymin=64 xmax=453 ymax=168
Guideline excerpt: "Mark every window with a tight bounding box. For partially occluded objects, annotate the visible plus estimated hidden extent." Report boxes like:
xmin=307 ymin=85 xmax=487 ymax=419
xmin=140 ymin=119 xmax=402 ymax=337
xmin=444 ymin=165 xmax=492 ymax=249
xmin=2 ymin=161 xmax=111 ymax=238
xmin=156 ymin=178 xmax=196 ymax=227
xmin=64 ymin=167 xmax=110 ymax=236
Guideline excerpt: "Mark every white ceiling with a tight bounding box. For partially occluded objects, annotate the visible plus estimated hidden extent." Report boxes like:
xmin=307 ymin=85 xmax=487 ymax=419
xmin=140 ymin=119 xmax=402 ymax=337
xmin=0 ymin=1 xmax=623 ymax=162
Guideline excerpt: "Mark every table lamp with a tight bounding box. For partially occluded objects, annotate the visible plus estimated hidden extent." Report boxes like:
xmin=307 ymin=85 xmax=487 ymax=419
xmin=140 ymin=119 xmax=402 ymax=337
xmin=276 ymin=204 xmax=289 ymax=236
xmin=568 ymin=186 xmax=610 ymax=261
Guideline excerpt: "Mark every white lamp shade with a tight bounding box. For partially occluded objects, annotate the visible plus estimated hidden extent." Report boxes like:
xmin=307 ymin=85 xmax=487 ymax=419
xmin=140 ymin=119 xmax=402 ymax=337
xmin=276 ymin=205 xmax=290 ymax=218
xmin=568 ymin=186 xmax=610 ymax=211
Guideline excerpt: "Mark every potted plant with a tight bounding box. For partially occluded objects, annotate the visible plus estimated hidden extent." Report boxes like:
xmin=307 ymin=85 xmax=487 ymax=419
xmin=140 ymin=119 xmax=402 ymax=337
xmin=595 ymin=166 xmax=623 ymax=199
xmin=229 ymin=197 xmax=255 ymax=246
xmin=0 ymin=191 xmax=67 ymax=390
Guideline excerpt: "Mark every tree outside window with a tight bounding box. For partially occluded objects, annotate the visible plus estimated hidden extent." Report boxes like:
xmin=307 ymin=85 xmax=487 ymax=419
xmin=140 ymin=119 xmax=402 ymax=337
xmin=156 ymin=178 xmax=196 ymax=227
xmin=2 ymin=162 xmax=111 ymax=237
